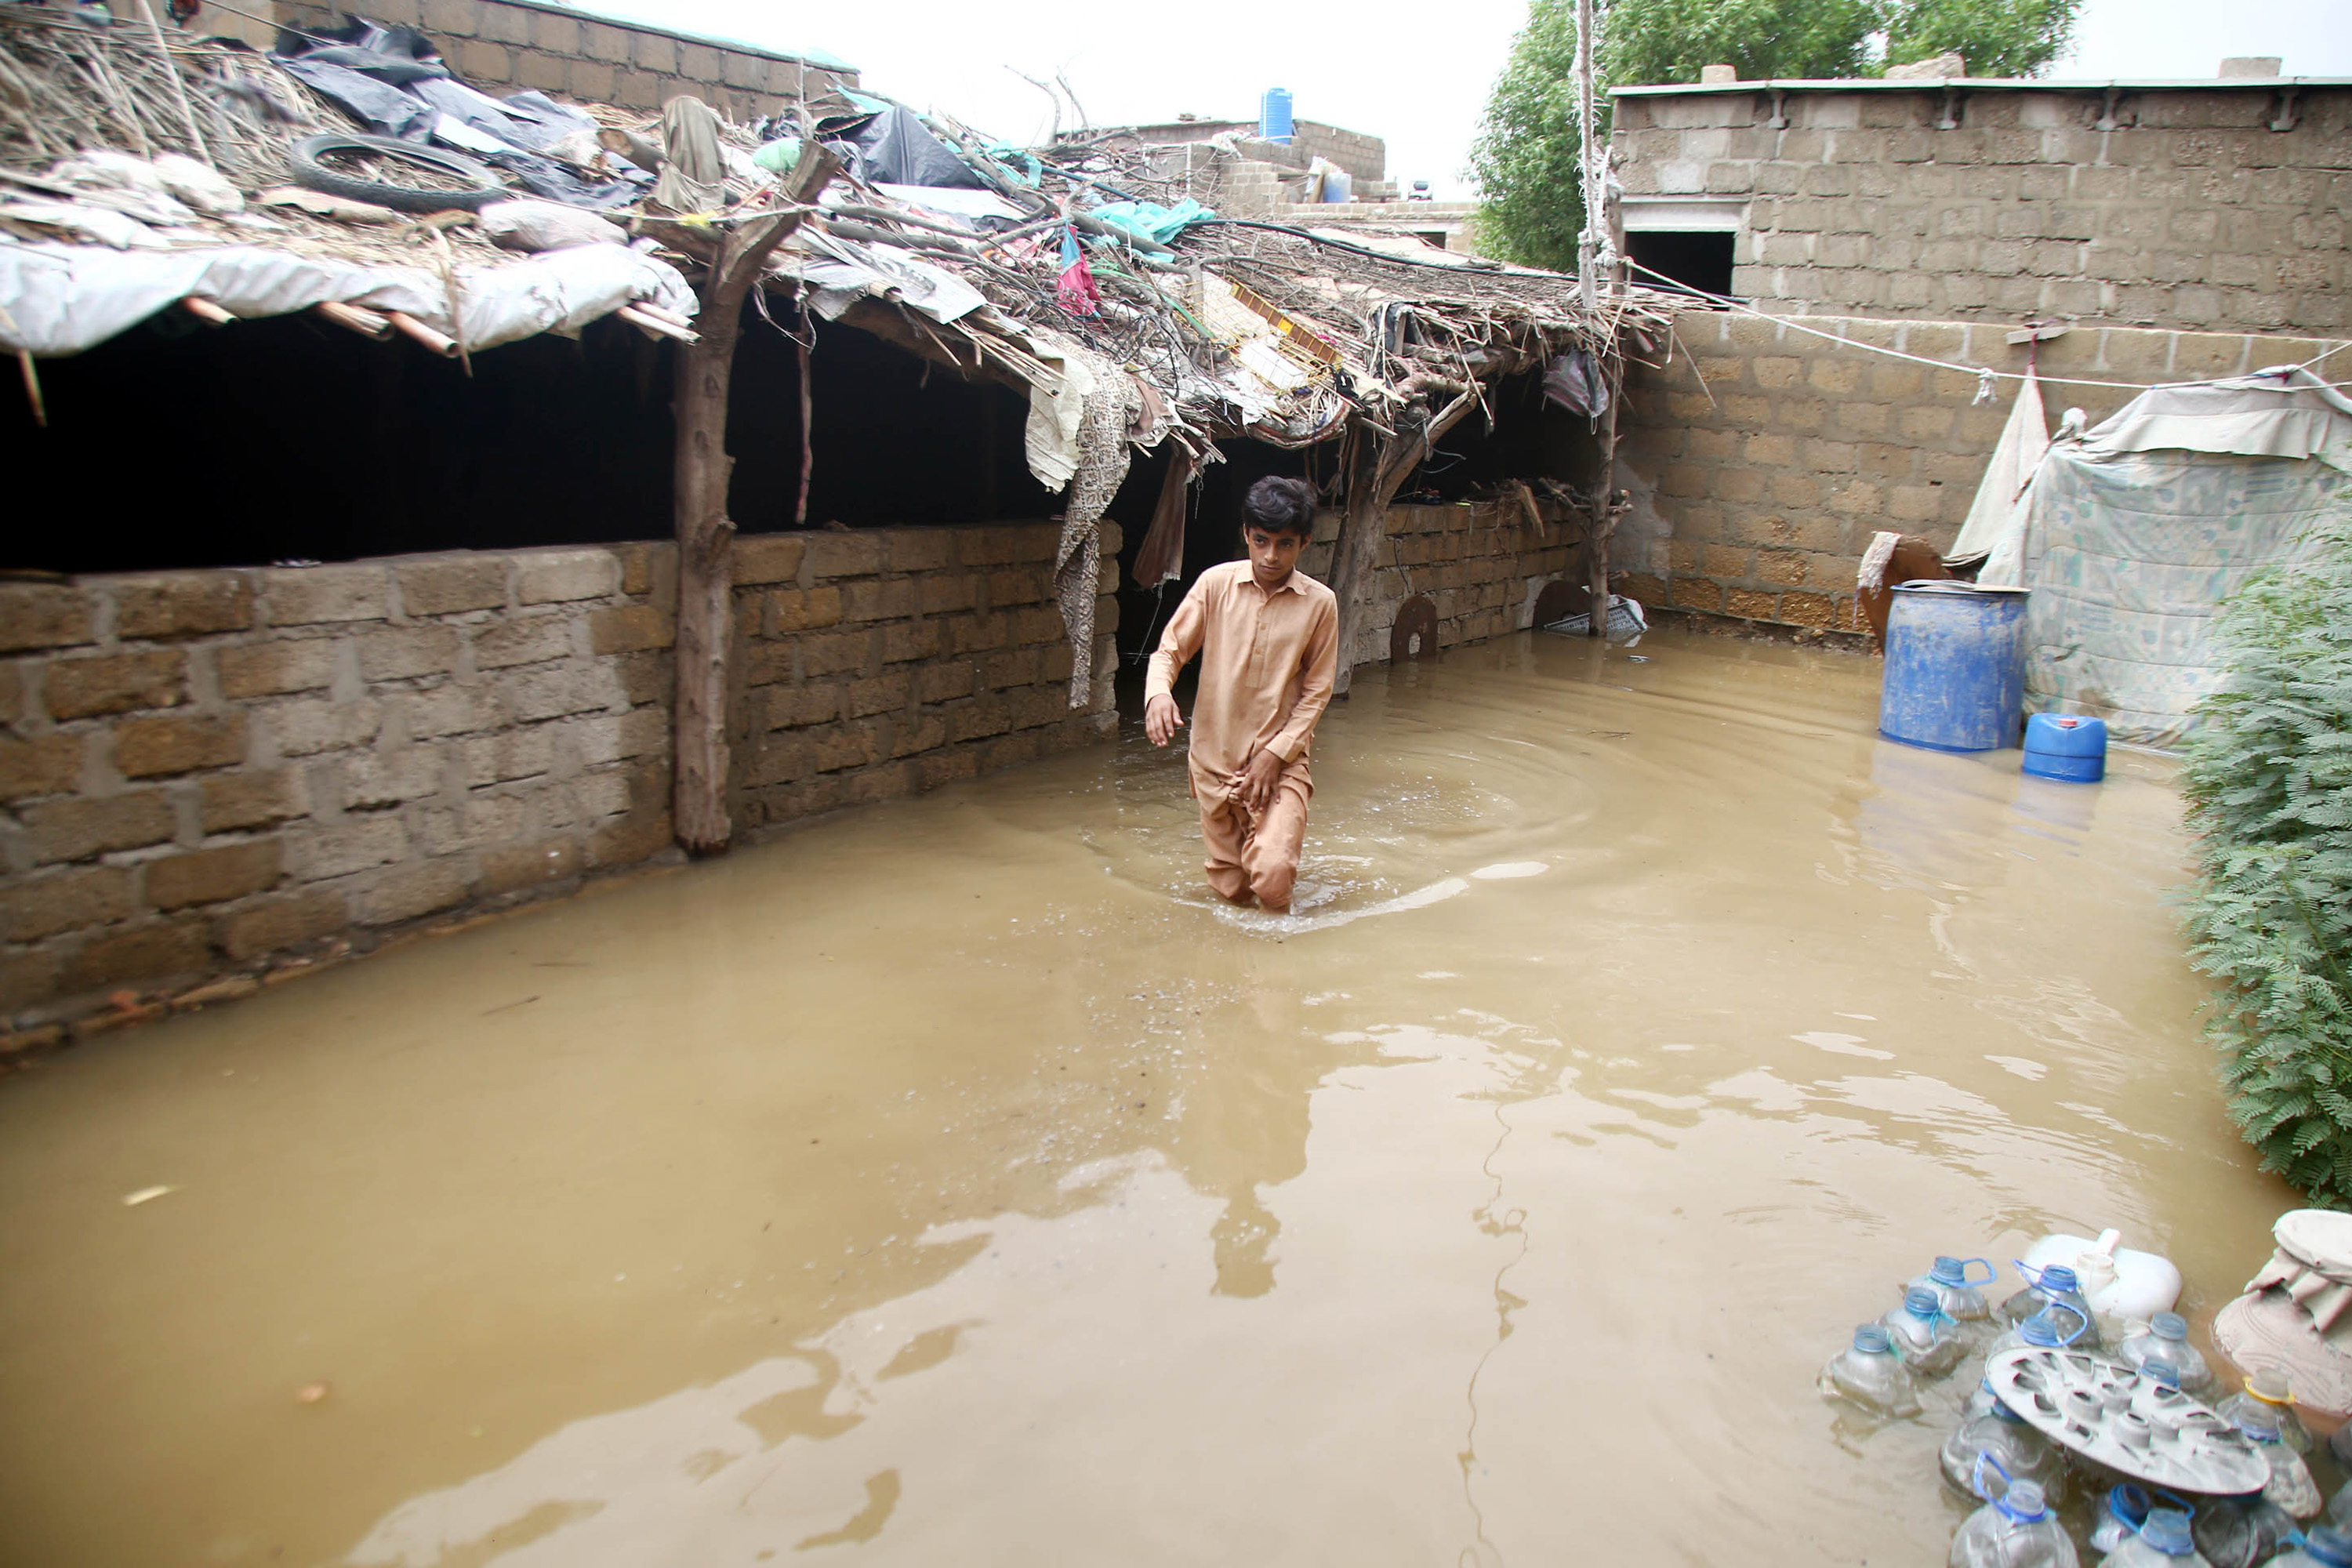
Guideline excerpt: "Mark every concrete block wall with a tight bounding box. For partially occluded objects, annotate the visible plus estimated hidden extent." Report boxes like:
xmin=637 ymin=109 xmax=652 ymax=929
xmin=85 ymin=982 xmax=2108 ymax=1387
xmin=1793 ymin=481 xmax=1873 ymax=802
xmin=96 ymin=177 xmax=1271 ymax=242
xmin=1300 ymin=501 xmax=1581 ymax=668
xmin=1616 ymin=307 xmax=2344 ymax=630
xmin=0 ymin=524 xmax=1112 ymax=1045
xmin=1611 ymin=85 xmax=2350 ymax=334
xmin=0 ymin=545 xmax=677 ymax=1040
xmin=727 ymin=523 xmax=1117 ymax=833
xmin=264 ymin=0 xmax=853 ymax=119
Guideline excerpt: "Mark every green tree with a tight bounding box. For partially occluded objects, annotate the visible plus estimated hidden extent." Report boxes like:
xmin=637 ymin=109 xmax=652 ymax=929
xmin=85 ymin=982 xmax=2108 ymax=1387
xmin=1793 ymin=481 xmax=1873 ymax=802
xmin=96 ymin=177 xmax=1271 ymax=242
xmin=2183 ymin=516 xmax=2352 ymax=1206
xmin=1470 ymin=0 xmax=2082 ymax=269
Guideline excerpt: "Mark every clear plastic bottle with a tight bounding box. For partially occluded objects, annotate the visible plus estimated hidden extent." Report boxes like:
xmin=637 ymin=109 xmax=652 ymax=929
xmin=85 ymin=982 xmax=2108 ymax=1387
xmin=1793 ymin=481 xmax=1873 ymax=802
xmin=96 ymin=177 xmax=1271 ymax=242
xmin=2101 ymin=1508 xmax=2208 ymax=1566
xmin=1985 ymin=1299 xmax=2092 ymax=1360
xmin=1883 ymin=1286 xmax=1968 ymax=1377
xmin=1949 ymin=1475 xmax=2078 ymax=1568
xmin=1998 ymin=1261 xmax=2105 ymax=1350
xmin=1940 ymin=1400 xmax=2067 ymax=1504
xmin=2215 ymin=1367 xmax=2314 ymax=1455
xmin=2117 ymin=1313 xmax=2214 ymax=1397
xmin=1911 ymin=1255 xmax=1998 ymax=1321
xmin=2193 ymin=1494 xmax=2300 ymax=1568
xmin=2276 ymin=1526 xmax=2352 ymax=1568
xmin=2092 ymin=1486 xmax=2193 ymax=1555
xmin=2238 ymin=1413 xmax=2323 ymax=1519
xmin=1820 ymin=1323 xmax=1922 ymax=1417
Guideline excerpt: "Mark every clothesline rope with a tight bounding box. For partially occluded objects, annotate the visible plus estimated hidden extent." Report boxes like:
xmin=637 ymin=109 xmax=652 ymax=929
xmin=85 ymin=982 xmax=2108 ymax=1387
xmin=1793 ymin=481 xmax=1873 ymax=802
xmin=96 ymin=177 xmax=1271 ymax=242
xmin=1621 ymin=259 xmax=2352 ymax=397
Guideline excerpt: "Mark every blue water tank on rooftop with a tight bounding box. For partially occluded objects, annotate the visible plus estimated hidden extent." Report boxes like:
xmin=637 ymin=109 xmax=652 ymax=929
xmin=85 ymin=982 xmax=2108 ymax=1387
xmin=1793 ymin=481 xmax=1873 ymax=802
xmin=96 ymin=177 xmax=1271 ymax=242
xmin=1259 ymin=88 xmax=1294 ymax=143
xmin=1878 ymin=581 xmax=2030 ymax=752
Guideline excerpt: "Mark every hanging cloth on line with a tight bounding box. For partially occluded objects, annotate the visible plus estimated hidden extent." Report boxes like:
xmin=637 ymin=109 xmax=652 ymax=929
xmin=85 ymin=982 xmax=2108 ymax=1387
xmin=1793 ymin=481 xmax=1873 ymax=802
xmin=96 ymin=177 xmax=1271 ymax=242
xmin=1947 ymin=364 xmax=2049 ymax=569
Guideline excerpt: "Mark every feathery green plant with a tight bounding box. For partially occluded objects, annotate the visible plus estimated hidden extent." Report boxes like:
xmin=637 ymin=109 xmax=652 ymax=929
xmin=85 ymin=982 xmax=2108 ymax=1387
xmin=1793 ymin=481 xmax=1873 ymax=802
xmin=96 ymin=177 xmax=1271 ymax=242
xmin=2182 ymin=514 xmax=2352 ymax=1205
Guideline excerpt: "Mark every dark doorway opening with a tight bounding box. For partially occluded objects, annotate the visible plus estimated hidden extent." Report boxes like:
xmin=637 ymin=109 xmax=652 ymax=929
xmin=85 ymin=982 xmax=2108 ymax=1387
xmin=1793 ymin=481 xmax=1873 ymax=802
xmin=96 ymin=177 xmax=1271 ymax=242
xmin=1626 ymin=230 xmax=1736 ymax=300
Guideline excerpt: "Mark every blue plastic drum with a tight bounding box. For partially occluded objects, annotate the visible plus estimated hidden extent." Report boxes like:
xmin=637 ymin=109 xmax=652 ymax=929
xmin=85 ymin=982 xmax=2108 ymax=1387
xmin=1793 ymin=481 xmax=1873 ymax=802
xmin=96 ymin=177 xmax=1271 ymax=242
xmin=2023 ymin=713 xmax=2108 ymax=782
xmin=1879 ymin=581 xmax=2030 ymax=752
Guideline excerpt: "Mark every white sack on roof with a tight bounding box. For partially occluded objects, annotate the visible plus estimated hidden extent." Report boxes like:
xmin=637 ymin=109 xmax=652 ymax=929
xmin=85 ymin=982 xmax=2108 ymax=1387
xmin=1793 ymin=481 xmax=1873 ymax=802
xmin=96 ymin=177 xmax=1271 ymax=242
xmin=0 ymin=240 xmax=695 ymax=356
xmin=787 ymin=230 xmax=985 ymax=326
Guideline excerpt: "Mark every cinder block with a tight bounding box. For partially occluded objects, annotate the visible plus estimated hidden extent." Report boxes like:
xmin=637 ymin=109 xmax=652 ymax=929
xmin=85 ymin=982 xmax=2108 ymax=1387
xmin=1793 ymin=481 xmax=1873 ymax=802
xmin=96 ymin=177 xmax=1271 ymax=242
xmin=732 ymin=534 xmax=806 ymax=586
xmin=474 ymin=615 xmax=576 ymax=668
xmin=22 ymin=792 xmax=176 ymax=863
xmin=1780 ymin=591 xmax=1838 ymax=626
xmin=264 ymin=564 xmax=388 ymax=626
xmin=111 ymin=575 xmax=255 ymax=640
xmin=398 ymin=555 xmax=508 ymax=616
xmin=45 ymin=649 xmax=186 ymax=719
xmin=115 ymin=712 xmax=245 ymax=778
xmin=517 ymin=549 xmax=620 ymax=605
xmin=588 ymin=604 xmax=673 ymax=655
xmin=59 ymin=917 xmax=211 ymax=996
xmin=270 ymin=696 xmax=383 ymax=756
xmin=882 ymin=620 xmax=941 ymax=663
xmin=463 ymin=728 xmax=555 ymax=786
xmin=805 ymin=532 xmax=887 ymax=579
xmin=840 ymin=579 xmax=916 ymax=622
xmin=147 ymin=840 xmax=283 ymax=911
xmin=359 ymin=624 xmax=462 ymax=682
xmin=2 ymin=865 xmax=136 ymax=942
xmin=846 ymin=672 xmax=912 ymax=718
xmin=342 ymin=746 xmax=447 ymax=808
xmin=480 ymin=836 xmax=584 ymax=896
xmin=218 ymin=637 xmax=336 ymax=699
xmin=0 ymin=733 xmax=84 ymax=801
xmin=201 ymin=769 xmax=307 ymax=833
xmin=292 ymin=815 xmax=408 ymax=881
xmin=1670 ymin=578 xmax=1726 ymax=612
xmin=358 ymin=860 xmax=471 ymax=926
xmin=0 ymin=585 xmax=96 ymax=655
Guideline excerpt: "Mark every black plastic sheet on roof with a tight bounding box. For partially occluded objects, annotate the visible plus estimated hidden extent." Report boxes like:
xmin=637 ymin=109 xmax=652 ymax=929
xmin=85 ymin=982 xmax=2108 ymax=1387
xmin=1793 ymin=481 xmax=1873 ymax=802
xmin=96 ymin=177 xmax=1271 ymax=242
xmin=272 ymin=19 xmax=647 ymax=209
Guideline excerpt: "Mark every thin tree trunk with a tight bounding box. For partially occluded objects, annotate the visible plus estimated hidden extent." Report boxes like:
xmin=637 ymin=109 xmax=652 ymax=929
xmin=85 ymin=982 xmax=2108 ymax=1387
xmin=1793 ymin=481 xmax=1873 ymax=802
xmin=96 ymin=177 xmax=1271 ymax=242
xmin=669 ymin=146 xmax=838 ymax=857
xmin=1587 ymin=363 xmax=1621 ymax=637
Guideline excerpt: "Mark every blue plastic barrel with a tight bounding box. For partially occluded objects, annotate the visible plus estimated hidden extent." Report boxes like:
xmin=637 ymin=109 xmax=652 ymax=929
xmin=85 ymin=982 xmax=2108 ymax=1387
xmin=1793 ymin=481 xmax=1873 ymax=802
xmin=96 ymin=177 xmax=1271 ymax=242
xmin=2023 ymin=713 xmax=2107 ymax=782
xmin=1879 ymin=581 xmax=2030 ymax=752
xmin=1259 ymin=88 xmax=1294 ymax=144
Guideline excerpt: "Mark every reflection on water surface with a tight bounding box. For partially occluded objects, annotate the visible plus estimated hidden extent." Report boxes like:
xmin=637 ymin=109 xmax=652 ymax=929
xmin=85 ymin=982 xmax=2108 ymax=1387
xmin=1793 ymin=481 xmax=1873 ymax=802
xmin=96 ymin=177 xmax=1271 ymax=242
xmin=0 ymin=628 xmax=2286 ymax=1566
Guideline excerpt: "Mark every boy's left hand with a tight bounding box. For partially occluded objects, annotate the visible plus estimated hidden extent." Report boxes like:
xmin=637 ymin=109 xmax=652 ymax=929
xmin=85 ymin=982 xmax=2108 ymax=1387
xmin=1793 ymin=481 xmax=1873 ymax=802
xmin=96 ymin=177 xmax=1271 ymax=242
xmin=1235 ymin=748 xmax=1283 ymax=812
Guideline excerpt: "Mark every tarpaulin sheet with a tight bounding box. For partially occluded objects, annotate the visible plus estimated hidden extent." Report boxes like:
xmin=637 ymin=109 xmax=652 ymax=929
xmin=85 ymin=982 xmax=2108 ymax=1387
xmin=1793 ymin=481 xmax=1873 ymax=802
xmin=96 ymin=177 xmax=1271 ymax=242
xmin=2014 ymin=445 xmax=2345 ymax=746
xmin=0 ymin=239 xmax=695 ymax=355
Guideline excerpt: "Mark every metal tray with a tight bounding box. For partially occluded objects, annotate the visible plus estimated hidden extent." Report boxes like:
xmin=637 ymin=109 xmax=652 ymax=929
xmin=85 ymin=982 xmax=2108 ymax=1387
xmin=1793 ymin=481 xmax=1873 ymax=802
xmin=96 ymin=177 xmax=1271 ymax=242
xmin=1985 ymin=1346 xmax=2270 ymax=1495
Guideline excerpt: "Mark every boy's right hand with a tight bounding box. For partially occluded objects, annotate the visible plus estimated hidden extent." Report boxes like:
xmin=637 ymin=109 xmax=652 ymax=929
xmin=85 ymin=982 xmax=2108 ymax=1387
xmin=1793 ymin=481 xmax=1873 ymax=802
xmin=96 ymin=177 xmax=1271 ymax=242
xmin=1145 ymin=695 xmax=1184 ymax=747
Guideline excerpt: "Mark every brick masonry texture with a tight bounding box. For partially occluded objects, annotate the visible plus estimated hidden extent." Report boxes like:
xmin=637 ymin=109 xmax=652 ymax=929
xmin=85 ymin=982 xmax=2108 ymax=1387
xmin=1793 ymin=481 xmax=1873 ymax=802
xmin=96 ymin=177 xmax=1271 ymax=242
xmin=1298 ymin=502 xmax=1584 ymax=668
xmin=0 ymin=525 xmax=1115 ymax=1034
xmin=264 ymin=0 xmax=854 ymax=119
xmin=1615 ymin=307 xmax=2343 ymax=630
xmin=1611 ymin=86 xmax=2350 ymax=335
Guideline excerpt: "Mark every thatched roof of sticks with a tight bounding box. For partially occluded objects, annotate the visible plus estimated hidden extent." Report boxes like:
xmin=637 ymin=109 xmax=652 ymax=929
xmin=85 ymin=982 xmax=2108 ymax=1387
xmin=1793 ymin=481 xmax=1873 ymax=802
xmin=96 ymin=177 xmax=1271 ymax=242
xmin=0 ymin=3 xmax=1682 ymax=460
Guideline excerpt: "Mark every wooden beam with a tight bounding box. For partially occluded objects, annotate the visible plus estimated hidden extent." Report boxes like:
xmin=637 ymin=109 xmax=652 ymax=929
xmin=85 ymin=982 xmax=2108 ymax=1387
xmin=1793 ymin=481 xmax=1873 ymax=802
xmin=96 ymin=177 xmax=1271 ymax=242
xmin=670 ymin=142 xmax=840 ymax=857
xmin=1586 ymin=354 xmax=1625 ymax=637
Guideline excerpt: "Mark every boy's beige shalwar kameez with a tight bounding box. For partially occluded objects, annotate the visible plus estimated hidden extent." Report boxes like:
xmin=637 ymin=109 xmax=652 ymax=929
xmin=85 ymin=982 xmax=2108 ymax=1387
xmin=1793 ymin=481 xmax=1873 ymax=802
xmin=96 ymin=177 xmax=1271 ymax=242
xmin=1145 ymin=560 xmax=1339 ymax=907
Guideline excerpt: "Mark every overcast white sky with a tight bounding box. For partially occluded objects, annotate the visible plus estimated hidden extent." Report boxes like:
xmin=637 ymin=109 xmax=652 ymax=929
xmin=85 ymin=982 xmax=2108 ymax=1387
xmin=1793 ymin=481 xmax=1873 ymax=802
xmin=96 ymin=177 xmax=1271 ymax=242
xmin=601 ymin=0 xmax=2352 ymax=198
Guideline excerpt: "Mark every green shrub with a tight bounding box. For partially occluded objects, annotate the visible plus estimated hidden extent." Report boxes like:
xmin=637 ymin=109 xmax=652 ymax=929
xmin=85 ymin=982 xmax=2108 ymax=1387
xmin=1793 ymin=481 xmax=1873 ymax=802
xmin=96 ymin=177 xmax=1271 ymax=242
xmin=2182 ymin=516 xmax=2352 ymax=1204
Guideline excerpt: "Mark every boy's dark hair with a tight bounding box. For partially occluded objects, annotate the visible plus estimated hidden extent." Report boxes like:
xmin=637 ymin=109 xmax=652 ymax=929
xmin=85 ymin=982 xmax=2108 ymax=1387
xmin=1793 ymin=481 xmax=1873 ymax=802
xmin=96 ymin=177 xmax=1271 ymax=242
xmin=1242 ymin=476 xmax=1319 ymax=540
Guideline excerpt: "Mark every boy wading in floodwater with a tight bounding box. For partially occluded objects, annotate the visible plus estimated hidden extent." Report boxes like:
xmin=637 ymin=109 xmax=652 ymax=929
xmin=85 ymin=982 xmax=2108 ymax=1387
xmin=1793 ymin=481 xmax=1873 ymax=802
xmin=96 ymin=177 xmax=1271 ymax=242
xmin=1144 ymin=477 xmax=1339 ymax=914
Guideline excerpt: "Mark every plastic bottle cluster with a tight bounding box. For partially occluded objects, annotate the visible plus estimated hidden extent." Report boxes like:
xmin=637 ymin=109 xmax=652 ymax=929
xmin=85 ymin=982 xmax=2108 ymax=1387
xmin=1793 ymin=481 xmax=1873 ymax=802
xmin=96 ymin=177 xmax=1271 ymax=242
xmin=1819 ymin=1246 xmax=2352 ymax=1568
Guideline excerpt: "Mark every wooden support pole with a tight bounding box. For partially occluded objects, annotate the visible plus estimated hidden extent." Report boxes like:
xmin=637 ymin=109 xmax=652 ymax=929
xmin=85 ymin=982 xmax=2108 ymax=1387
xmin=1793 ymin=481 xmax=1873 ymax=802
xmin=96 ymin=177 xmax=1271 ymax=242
xmin=615 ymin=303 xmax=699 ymax=343
xmin=180 ymin=296 xmax=234 ymax=326
xmin=670 ymin=142 xmax=839 ymax=857
xmin=383 ymin=310 xmax=459 ymax=358
xmin=313 ymin=300 xmax=393 ymax=339
xmin=1327 ymin=387 xmax=1482 ymax=695
xmin=1587 ymin=356 xmax=1624 ymax=637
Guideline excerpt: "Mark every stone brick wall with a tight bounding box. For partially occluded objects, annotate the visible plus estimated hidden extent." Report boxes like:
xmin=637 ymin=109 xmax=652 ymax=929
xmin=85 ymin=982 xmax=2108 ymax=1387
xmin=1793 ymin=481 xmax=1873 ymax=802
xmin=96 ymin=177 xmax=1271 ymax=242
xmin=258 ymin=0 xmax=854 ymax=119
xmin=0 ymin=524 xmax=1112 ymax=1045
xmin=1611 ymin=84 xmax=2350 ymax=334
xmin=728 ymin=523 xmax=1117 ymax=834
xmin=1299 ymin=501 xmax=1582 ymax=667
xmin=1614 ymin=307 xmax=2343 ymax=630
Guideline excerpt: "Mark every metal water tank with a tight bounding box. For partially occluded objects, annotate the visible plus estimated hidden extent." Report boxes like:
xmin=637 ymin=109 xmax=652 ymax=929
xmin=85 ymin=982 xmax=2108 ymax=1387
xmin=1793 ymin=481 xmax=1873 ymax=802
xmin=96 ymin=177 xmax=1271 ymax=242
xmin=1878 ymin=581 xmax=2029 ymax=751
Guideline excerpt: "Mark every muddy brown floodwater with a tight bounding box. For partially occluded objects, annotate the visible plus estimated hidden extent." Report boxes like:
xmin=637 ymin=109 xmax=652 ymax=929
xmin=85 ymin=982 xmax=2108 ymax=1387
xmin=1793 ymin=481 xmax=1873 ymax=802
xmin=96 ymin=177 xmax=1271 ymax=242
xmin=0 ymin=626 xmax=2296 ymax=1566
